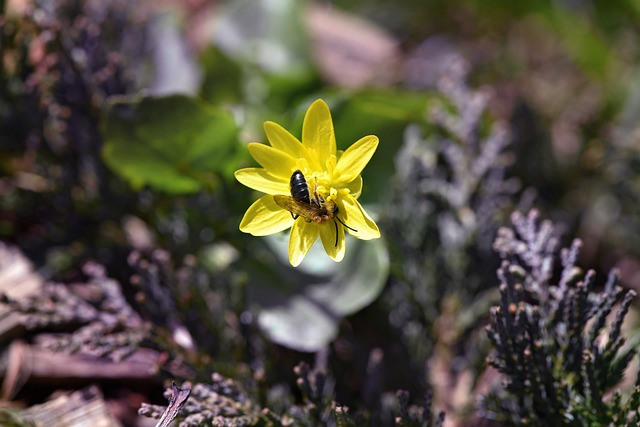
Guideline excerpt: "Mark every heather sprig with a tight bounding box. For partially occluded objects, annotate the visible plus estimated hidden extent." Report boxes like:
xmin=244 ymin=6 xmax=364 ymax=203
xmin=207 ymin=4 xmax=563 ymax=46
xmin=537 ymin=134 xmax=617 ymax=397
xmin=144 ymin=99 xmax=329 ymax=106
xmin=394 ymin=389 xmax=445 ymax=427
xmin=483 ymin=209 xmax=638 ymax=425
xmin=384 ymin=58 xmax=517 ymax=378
xmin=139 ymin=374 xmax=268 ymax=427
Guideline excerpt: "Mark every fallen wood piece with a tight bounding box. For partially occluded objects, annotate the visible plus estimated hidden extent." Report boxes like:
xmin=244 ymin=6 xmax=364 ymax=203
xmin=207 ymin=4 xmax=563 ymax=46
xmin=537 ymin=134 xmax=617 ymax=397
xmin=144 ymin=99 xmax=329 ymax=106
xmin=19 ymin=384 xmax=122 ymax=427
xmin=1 ymin=341 xmax=161 ymax=399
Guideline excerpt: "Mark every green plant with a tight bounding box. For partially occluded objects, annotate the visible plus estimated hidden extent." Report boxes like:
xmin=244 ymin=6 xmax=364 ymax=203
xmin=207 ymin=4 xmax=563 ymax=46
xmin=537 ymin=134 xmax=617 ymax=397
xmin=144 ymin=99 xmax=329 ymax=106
xmin=483 ymin=210 xmax=639 ymax=426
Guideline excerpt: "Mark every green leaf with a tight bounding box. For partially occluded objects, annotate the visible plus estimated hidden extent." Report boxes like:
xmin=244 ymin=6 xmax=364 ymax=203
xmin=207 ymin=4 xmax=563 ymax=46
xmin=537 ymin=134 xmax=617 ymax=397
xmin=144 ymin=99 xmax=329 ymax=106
xmin=101 ymin=95 xmax=239 ymax=193
xmin=212 ymin=0 xmax=312 ymax=75
xmin=199 ymin=46 xmax=244 ymax=105
xmin=547 ymin=9 xmax=615 ymax=82
xmin=244 ymin=229 xmax=389 ymax=352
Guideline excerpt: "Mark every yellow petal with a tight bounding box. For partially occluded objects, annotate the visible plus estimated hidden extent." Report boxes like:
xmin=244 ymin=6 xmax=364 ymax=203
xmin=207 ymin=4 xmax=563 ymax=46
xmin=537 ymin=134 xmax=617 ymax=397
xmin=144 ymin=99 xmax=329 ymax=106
xmin=247 ymin=143 xmax=297 ymax=179
xmin=333 ymin=135 xmax=379 ymax=183
xmin=288 ymin=219 xmax=319 ymax=267
xmin=319 ymin=221 xmax=345 ymax=262
xmin=338 ymin=195 xmax=380 ymax=240
xmin=302 ymin=99 xmax=336 ymax=166
xmin=235 ymin=168 xmax=289 ymax=195
xmin=240 ymin=195 xmax=294 ymax=236
xmin=342 ymin=175 xmax=362 ymax=198
xmin=264 ymin=121 xmax=308 ymax=160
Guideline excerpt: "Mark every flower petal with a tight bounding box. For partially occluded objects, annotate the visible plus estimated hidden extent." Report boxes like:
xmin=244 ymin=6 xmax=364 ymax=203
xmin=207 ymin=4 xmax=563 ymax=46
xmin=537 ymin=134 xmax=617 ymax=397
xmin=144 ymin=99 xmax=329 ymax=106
xmin=342 ymin=175 xmax=362 ymax=198
xmin=302 ymin=99 xmax=336 ymax=166
xmin=338 ymin=195 xmax=380 ymax=240
xmin=247 ymin=143 xmax=297 ymax=179
xmin=333 ymin=135 xmax=379 ymax=183
xmin=264 ymin=121 xmax=308 ymax=160
xmin=235 ymin=168 xmax=289 ymax=195
xmin=319 ymin=221 xmax=345 ymax=262
xmin=240 ymin=195 xmax=294 ymax=236
xmin=288 ymin=219 xmax=319 ymax=267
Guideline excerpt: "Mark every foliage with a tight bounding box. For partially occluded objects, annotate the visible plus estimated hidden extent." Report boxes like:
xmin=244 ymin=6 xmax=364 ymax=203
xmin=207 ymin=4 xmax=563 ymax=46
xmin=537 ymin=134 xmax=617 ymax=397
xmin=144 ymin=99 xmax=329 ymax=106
xmin=102 ymin=95 xmax=241 ymax=193
xmin=245 ymin=236 xmax=389 ymax=351
xmin=382 ymin=57 xmax=518 ymax=376
xmin=483 ymin=210 xmax=640 ymax=425
xmin=0 ymin=0 xmax=148 ymax=269
xmin=139 ymin=363 xmax=445 ymax=427
xmin=3 ymin=0 xmax=640 ymax=426
xmin=139 ymin=375 xmax=265 ymax=427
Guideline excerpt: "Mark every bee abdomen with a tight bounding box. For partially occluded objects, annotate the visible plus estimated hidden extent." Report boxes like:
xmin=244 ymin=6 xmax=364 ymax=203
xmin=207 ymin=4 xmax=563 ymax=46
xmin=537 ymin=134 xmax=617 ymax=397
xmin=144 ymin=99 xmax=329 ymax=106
xmin=290 ymin=170 xmax=310 ymax=203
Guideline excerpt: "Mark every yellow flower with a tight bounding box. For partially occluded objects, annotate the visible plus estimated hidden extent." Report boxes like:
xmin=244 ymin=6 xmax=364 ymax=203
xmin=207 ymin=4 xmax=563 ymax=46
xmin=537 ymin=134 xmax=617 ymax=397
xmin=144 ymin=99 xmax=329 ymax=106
xmin=235 ymin=99 xmax=381 ymax=267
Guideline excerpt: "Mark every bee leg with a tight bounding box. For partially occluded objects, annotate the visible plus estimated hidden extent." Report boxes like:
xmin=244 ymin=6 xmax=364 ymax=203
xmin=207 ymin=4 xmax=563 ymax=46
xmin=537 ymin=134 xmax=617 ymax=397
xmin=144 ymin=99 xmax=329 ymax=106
xmin=336 ymin=216 xmax=358 ymax=233
xmin=311 ymin=192 xmax=323 ymax=207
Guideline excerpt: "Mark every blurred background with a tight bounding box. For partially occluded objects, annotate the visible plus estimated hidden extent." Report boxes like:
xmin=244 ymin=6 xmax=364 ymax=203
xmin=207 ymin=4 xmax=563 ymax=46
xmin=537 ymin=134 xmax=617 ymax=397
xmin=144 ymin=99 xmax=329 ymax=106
xmin=2 ymin=0 xmax=640 ymax=425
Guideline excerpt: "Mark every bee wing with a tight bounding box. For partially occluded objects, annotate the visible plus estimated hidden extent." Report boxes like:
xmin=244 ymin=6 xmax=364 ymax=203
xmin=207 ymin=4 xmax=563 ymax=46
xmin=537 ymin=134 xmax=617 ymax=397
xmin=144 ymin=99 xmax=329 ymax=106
xmin=273 ymin=195 xmax=319 ymax=222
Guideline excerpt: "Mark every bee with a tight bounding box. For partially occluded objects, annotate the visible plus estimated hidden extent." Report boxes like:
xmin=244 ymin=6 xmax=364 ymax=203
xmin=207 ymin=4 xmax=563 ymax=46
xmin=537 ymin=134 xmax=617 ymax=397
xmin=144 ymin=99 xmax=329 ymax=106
xmin=290 ymin=170 xmax=312 ymax=204
xmin=274 ymin=170 xmax=357 ymax=247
